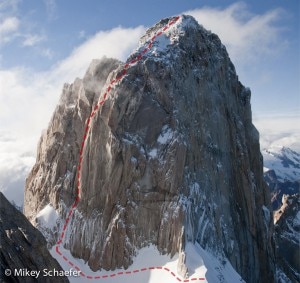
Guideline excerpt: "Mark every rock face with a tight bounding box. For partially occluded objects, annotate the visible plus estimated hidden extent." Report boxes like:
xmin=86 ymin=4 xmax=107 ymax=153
xmin=24 ymin=15 xmax=275 ymax=282
xmin=265 ymin=169 xmax=299 ymax=210
xmin=0 ymin=192 xmax=69 ymax=283
xmin=274 ymin=194 xmax=300 ymax=282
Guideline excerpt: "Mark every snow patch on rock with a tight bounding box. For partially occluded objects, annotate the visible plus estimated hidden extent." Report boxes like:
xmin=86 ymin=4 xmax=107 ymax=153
xmin=36 ymin=203 xmax=59 ymax=229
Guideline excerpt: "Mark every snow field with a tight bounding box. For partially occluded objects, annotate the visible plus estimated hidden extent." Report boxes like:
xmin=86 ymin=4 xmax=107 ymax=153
xmin=51 ymin=242 xmax=244 ymax=283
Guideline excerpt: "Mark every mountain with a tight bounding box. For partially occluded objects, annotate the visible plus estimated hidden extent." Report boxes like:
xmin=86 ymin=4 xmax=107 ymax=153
xmin=24 ymin=15 xmax=276 ymax=282
xmin=262 ymin=146 xmax=300 ymax=210
xmin=263 ymin=146 xmax=300 ymax=182
xmin=0 ymin=192 xmax=69 ymax=283
xmin=262 ymin=147 xmax=300 ymax=282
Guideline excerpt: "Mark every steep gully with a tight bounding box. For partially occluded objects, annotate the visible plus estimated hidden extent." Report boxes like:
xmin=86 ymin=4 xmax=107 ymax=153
xmin=54 ymin=15 xmax=205 ymax=282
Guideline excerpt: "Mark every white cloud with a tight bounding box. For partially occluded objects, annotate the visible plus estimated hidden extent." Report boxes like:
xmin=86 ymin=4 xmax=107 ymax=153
xmin=22 ymin=33 xmax=46 ymax=46
xmin=0 ymin=132 xmax=36 ymax=207
xmin=0 ymin=0 xmax=48 ymax=50
xmin=51 ymin=26 xmax=145 ymax=83
xmin=185 ymin=2 xmax=284 ymax=64
xmin=0 ymin=16 xmax=19 ymax=43
xmin=0 ymin=17 xmax=19 ymax=33
xmin=253 ymin=113 xmax=300 ymax=151
xmin=0 ymin=0 xmax=20 ymax=44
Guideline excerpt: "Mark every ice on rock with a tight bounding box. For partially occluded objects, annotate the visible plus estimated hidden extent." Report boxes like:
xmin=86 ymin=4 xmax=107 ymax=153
xmin=148 ymin=148 xmax=158 ymax=158
xmin=157 ymin=126 xmax=174 ymax=144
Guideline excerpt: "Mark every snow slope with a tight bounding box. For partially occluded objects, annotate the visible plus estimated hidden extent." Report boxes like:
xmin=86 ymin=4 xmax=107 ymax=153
xmin=262 ymin=146 xmax=300 ymax=182
xmin=50 ymin=243 xmax=244 ymax=283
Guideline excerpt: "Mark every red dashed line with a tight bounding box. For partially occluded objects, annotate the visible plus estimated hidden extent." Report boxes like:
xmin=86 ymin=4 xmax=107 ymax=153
xmin=54 ymin=15 xmax=205 ymax=282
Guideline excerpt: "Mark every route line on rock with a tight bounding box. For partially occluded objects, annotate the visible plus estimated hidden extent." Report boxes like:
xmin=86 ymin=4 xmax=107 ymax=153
xmin=54 ymin=15 xmax=205 ymax=282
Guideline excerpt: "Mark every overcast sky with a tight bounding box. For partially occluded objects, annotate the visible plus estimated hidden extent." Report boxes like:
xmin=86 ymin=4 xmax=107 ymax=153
xmin=0 ymin=0 xmax=299 ymax=205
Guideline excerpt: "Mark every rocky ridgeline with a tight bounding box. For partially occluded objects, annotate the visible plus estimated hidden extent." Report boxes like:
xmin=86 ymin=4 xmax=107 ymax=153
xmin=24 ymin=15 xmax=276 ymax=282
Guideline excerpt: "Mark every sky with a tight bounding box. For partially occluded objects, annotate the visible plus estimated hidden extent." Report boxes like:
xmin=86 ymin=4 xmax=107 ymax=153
xmin=0 ymin=0 xmax=299 ymax=206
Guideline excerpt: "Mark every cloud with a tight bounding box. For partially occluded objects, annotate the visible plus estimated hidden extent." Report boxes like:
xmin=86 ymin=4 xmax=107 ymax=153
xmin=0 ymin=0 xmax=20 ymax=44
xmin=0 ymin=16 xmax=19 ymax=43
xmin=0 ymin=0 xmax=49 ymax=51
xmin=185 ymin=2 xmax=285 ymax=64
xmin=253 ymin=113 xmax=300 ymax=151
xmin=51 ymin=26 xmax=145 ymax=83
xmin=22 ymin=34 xmax=46 ymax=46
xmin=0 ymin=132 xmax=35 ymax=207
xmin=0 ymin=25 xmax=145 ymax=204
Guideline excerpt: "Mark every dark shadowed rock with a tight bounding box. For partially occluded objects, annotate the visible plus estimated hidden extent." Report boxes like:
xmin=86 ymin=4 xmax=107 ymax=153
xmin=0 ymin=193 xmax=69 ymax=283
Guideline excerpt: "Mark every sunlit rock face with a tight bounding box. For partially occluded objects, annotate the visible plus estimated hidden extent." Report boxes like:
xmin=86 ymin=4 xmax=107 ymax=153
xmin=24 ymin=15 xmax=275 ymax=282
